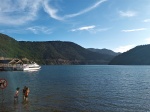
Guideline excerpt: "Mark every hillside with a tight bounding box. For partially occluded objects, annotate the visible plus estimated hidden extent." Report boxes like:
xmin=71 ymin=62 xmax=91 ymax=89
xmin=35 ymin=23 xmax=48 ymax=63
xmin=109 ymin=44 xmax=150 ymax=65
xmin=87 ymin=48 xmax=120 ymax=56
xmin=0 ymin=33 xmax=115 ymax=65
xmin=0 ymin=33 xmax=25 ymax=58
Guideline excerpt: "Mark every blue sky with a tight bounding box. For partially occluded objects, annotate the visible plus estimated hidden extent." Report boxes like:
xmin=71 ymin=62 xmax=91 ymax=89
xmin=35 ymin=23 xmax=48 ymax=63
xmin=0 ymin=0 xmax=150 ymax=52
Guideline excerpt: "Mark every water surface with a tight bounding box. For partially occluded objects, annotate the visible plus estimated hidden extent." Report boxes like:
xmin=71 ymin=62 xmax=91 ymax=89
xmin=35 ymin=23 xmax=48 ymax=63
xmin=0 ymin=65 xmax=150 ymax=112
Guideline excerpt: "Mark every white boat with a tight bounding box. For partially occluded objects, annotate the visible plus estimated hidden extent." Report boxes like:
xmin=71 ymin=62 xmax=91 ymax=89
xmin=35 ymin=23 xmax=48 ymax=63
xmin=23 ymin=62 xmax=41 ymax=71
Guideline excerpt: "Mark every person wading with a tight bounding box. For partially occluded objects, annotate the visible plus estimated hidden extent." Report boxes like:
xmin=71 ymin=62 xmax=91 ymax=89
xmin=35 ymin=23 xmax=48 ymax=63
xmin=23 ymin=86 xmax=27 ymax=100
xmin=14 ymin=87 xmax=20 ymax=102
xmin=25 ymin=87 xmax=30 ymax=101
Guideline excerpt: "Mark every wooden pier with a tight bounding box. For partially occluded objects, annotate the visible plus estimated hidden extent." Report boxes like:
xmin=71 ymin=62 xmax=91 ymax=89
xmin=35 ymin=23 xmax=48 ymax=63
xmin=0 ymin=57 xmax=30 ymax=71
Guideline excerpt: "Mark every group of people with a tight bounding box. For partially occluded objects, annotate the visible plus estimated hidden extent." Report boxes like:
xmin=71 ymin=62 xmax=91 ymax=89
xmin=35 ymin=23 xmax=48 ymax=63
xmin=14 ymin=86 xmax=30 ymax=102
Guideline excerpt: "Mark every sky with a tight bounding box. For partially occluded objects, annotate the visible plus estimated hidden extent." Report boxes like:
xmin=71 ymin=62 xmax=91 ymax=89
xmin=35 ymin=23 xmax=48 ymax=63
xmin=0 ymin=0 xmax=150 ymax=53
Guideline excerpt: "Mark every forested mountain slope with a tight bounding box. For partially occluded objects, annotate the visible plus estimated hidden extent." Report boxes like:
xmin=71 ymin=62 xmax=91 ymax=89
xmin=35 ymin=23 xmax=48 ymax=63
xmin=109 ymin=45 xmax=150 ymax=65
xmin=0 ymin=33 xmax=114 ymax=64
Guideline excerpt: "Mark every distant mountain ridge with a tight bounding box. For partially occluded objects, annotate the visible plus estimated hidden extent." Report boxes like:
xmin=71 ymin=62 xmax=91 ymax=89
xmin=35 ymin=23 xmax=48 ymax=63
xmin=109 ymin=44 xmax=150 ymax=65
xmin=0 ymin=33 xmax=116 ymax=65
xmin=87 ymin=48 xmax=120 ymax=56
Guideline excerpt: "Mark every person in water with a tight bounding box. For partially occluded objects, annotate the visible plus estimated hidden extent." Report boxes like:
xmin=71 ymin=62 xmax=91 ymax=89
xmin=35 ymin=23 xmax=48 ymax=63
xmin=25 ymin=87 xmax=30 ymax=101
xmin=14 ymin=87 xmax=20 ymax=102
xmin=23 ymin=86 xmax=27 ymax=100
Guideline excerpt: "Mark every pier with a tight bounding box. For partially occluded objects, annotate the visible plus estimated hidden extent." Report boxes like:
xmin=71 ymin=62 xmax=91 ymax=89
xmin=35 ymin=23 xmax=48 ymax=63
xmin=0 ymin=57 xmax=30 ymax=71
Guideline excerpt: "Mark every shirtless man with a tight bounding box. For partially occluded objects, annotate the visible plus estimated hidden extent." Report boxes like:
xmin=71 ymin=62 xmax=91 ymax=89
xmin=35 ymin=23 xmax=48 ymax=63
xmin=25 ymin=87 xmax=30 ymax=101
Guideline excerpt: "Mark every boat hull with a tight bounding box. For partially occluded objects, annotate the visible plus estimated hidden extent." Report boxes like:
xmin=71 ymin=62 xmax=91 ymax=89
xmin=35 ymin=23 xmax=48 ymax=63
xmin=23 ymin=67 xmax=41 ymax=71
xmin=23 ymin=63 xmax=41 ymax=71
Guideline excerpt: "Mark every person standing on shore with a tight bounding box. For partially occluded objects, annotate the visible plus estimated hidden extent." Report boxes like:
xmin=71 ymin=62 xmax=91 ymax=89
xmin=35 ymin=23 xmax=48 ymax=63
xmin=14 ymin=87 xmax=20 ymax=102
xmin=25 ymin=87 xmax=30 ymax=101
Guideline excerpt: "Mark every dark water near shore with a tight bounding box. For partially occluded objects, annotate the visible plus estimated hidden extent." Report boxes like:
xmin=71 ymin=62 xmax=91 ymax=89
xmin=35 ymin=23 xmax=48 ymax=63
xmin=1 ymin=65 xmax=150 ymax=112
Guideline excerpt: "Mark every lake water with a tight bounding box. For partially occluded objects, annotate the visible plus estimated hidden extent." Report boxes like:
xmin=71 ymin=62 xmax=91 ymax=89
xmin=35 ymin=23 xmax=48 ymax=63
xmin=1 ymin=65 xmax=150 ymax=112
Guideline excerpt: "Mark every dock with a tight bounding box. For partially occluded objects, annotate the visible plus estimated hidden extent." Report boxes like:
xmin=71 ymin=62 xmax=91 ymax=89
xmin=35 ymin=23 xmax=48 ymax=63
xmin=0 ymin=57 xmax=30 ymax=71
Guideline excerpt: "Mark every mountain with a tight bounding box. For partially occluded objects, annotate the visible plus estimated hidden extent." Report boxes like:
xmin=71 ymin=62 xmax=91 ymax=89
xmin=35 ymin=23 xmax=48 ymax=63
xmin=109 ymin=44 xmax=150 ymax=65
xmin=0 ymin=33 xmax=25 ymax=58
xmin=0 ymin=33 xmax=115 ymax=65
xmin=87 ymin=48 xmax=120 ymax=56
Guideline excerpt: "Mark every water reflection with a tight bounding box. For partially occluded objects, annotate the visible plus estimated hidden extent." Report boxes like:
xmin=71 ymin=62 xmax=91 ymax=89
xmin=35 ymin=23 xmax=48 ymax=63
xmin=0 ymin=102 xmax=5 ymax=112
xmin=0 ymin=100 xmax=30 ymax=112
xmin=13 ymin=101 xmax=29 ymax=112
xmin=23 ymin=69 xmax=40 ymax=75
xmin=22 ymin=101 xmax=30 ymax=111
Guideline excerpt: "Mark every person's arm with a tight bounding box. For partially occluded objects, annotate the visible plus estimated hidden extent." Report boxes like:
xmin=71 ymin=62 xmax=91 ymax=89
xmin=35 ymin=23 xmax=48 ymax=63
xmin=15 ymin=91 xmax=19 ymax=96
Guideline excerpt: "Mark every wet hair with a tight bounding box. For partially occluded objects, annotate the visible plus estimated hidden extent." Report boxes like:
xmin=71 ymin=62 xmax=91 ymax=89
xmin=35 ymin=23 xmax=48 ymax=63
xmin=16 ymin=87 xmax=20 ymax=90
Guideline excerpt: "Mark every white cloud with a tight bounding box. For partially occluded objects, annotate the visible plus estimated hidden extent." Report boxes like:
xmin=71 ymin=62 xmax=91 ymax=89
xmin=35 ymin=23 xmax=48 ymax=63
xmin=42 ymin=0 xmax=63 ymax=21
xmin=0 ymin=0 xmax=107 ymax=25
xmin=122 ymin=28 xmax=147 ymax=32
xmin=143 ymin=19 xmax=150 ymax=22
xmin=0 ymin=29 xmax=25 ymax=34
xmin=26 ymin=26 xmax=52 ymax=34
xmin=64 ymin=0 xmax=107 ymax=19
xmin=90 ymin=28 xmax=110 ymax=33
xmin=114 ymin=45 xmax=135 ymax=53
xmin=144 ymin=38 xmax=150 ymax=44
xmin=71 ymin=25 xmax=96 ymax=32
xmin=70 ymin=25 xmax=110 ymax=33
xmin=0 ymin=0 xmax=42 ymax=25
xmin=0 ymin=26 xmax=52 ymax=34
xmin=43 ymin=0 xmax=107 ymax=20
xmin=119 ymin=11 xmax=137 ymax=17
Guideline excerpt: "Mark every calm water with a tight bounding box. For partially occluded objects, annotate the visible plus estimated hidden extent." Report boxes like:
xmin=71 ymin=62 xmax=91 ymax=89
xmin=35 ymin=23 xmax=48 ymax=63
xmin=1 ymin=65 xmax=150 ymax=112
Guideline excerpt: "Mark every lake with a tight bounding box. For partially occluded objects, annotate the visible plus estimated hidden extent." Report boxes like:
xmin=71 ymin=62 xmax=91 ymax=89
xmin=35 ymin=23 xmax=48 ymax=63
xmin=1 ymin=65 xmax=150 ymax=112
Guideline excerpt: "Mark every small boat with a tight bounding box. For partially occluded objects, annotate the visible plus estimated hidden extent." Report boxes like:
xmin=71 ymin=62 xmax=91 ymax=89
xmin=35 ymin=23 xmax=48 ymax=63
xmin=23 ymin=62 xmax=41 ymax=71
